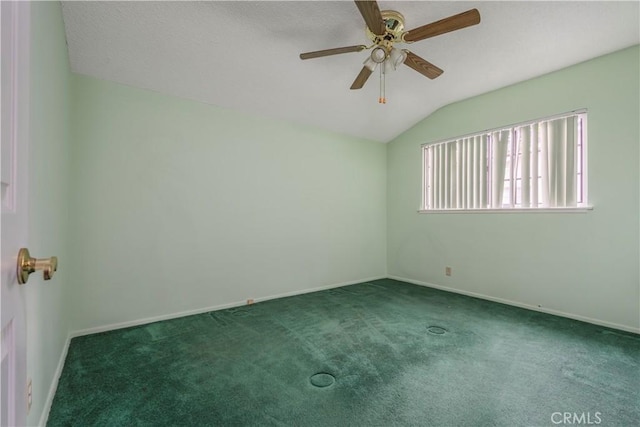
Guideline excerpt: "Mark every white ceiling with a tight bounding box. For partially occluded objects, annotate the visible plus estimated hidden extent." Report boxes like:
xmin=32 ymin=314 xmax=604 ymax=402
xmin=60 ymin=1 xmax=640 ymax=143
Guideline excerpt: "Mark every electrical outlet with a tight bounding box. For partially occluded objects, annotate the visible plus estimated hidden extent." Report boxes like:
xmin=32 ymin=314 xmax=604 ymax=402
xmin=27 ymin=378 xmax=32 ymax=413
xmin=445 ymin=267 xmax=452 ymax=276
xmin=247 ymin=299 xmax=254 ymax=305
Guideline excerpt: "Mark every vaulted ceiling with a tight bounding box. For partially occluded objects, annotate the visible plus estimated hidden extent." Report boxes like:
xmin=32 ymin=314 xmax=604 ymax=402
xmin=61 ymin=1 xmax=640 ymax=142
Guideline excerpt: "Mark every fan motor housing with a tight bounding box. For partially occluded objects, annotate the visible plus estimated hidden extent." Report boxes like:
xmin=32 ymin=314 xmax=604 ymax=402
xmin=365 ymin=10 xmax=405 ymax=46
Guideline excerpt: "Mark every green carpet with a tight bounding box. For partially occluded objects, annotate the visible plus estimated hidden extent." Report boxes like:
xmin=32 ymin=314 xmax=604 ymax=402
xmin=47 ymin=279 xmax=640 ymax=426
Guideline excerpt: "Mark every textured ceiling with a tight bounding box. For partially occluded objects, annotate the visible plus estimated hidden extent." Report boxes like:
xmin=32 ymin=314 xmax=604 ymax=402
xmin=61 ymin=1 xmax=640 ymax=143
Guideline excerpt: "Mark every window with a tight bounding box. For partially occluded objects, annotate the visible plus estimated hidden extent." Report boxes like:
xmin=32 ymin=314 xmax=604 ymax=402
xmin=421 ymin=110 xmax=589 ymax=212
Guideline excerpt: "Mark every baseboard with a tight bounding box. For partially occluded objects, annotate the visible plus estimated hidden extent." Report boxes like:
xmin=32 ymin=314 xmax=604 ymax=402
xmin=38 ymin=333 xmax=71 ymax=427
xmin=70 ymin=276 xmax=386 ymax=338
xmin=388 ymin=275 xmax=640 ymax=334
xmin=250 ymin=276 xmax=385 ymax=304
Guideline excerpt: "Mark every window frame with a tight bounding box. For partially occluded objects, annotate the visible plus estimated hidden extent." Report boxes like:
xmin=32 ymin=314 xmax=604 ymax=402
xmin=419 ymin=110 xmax=592 ymax=214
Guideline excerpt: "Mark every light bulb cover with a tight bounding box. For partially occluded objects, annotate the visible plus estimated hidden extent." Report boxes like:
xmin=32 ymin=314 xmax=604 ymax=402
xmin=370 ymin=47 xmax=388 ymax=64
xmin=389 ymin=48 xmax=407 ymax=68
xmin=363 ymin=57 xmax=379 ymax=72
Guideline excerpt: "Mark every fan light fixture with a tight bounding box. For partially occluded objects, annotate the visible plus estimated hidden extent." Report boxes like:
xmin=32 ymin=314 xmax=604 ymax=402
xmin=363 ymin=47 xmax=407 ymax=103
xmin=377 ymin=48 xmax=407 ymax=103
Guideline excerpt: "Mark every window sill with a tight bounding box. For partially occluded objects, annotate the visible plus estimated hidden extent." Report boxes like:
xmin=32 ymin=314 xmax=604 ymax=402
xmin=417 ymin=206 xmax=594 ymax=214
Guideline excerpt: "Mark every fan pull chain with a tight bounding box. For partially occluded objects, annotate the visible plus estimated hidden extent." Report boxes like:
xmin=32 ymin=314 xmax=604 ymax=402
xmin=379 ymin=64 xmax=386 ymax=104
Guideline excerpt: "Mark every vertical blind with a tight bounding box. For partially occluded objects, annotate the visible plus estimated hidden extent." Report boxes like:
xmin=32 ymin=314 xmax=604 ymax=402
xmin=423 ymin=112 xmax=585 ymax=210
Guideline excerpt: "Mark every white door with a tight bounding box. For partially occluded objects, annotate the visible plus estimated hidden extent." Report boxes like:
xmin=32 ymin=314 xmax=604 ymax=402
xmin=1 ymin=1 xmax=31 ymax=426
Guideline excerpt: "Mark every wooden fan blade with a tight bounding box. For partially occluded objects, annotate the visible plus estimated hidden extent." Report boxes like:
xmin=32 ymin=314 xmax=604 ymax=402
xmin=403 ymin=51 xmax=443 ymax=79
xmin=403 ymin=9 xmax=480 ymax=43
xmin=350 ymin=66 xmax=374 ymax=90
xmin=300 ymin=45 xmax=366 ymax=60
xmin=354 ymin=1 xmax=385 ymax=36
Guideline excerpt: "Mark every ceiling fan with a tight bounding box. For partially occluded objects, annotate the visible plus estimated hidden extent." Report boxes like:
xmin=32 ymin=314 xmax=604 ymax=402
xmin=299 ymin=1 xmax=480 ymax=103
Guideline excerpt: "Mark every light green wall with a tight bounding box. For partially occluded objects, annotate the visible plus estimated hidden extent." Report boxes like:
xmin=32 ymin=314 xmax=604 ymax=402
xmin=69 ymin=75 xmax=387 ymax=331
xmin=387 ymin=45 xmax=640 ymax=331
xmin=27 ymin=2 xmax=71 ymax=425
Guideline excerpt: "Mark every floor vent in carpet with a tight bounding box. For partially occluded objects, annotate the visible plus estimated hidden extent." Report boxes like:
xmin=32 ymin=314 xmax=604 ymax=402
xmin=309 ymin=373 xmax=335 ymax=388
xmin=427 ymin=326 xmax=447 ymax=335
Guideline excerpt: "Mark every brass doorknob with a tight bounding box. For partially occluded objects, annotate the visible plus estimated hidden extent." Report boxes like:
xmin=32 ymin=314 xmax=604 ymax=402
xmin=17 ymin=248 xmax=58 ymax=285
